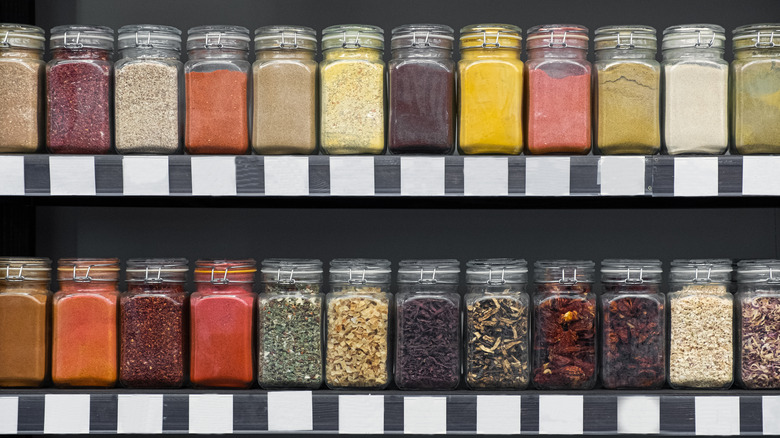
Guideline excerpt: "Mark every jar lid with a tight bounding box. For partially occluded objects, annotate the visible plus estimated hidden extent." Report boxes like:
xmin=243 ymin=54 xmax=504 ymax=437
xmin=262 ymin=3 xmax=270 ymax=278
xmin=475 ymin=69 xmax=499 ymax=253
xmin=534 ymin=259 xmax=595 ymax=284
xmin=733 ymin=23 xmax=780 ymax=50
xmin=261 ymin=258 xmax=323 ymax=284
xmin=50 ymin=25 xmax=114 ymax=51
xmin=254 ymin=25 xmax=317 ymax=51
xmin=321 ymin=24 xmax=383 ymax=51
xmin=466 ymin=258 xmax=528 ymax=284
xmin=187 ymin=25 xmax=250 ymax=52
xmin=0 ymin=23 xmax=45 ymax=50
xmin=118 ymin=24 xmax=182 ymax=52
xmin=329 ymin=258 xmax=391 ymax=284
xmin=0 ymin=257 xmax=51 ymax=281
xmin=57 ymin=258 xmax=120 ymax=282
xmin=527 ymin=24 xmax=588 ymax=50
xmin=391 ymin=24 xmax=454 ymax=50
xmin=594 ymin=25 xmax=657 ymax=51
xmin=737 ymin=259 xmax=780 ymax=283
xmin=662 ymin=24 xmax=726 ymax=51
xmin=669 ymin=258 xmax=733 ymax=283
xmin=194 ymin=259 xmax=256 ymax=284
xmin=459 ymin=23 xmax=522 ymax=49
xmin=601 ymin=259 xmax=663 ymax=284
xmin=126 ymin=258 xmax=188 ymax=283
xmin=397 ymin=259 xmax=460 ymax=284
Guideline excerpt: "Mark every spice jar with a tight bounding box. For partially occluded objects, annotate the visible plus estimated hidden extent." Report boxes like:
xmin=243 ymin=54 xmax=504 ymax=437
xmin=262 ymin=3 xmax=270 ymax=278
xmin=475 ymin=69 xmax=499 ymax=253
xmin=389 ymin=24 xmax=455 ymax=154
xmin=325 ymin=258 xmax=391 ymax=389
xmin=458 ymin=24 xmax=523 ymax=155
xmin=258 ymin=258 xmax=323 ymax=389
xmin=120 ymin=258 xmax=188 ymax=388
xmin=594 ymin=26 xmax=661 ymax=155
xmin=0 ymin=24 xmax=45 ymax=153
xmin=52 ymin=258 xmax=120 ymax=387
xmin=731 ymin=24 xmax=780 ymax=154
xmin=115 ymin=25 xmax=183 ymax=154
xmin=190 ymin=259 xmax=256 ymax=388
xmin=0 ymin=258 xmax=50 ymax=387
xmin=662 ymin=25 xmax=728 ymax=155
xmin=525 ymin=25 xmax=591 ymax=155
xmin=464 ymin=258 xmax=529 ymax=390
xmin=47 ymin=25 xmax=114 ymax=154
xmin=600 ymin=259 xmax=665 ymax=389
xmin=736 ymin=260 xmax=780 ymax=389
xmin=668 ymin=259 xmax=733 ymax=389
xmin=185 ymin=25 xmax=250 ymax=154
xmin=320 ymin=24 xmax=385 ymax=154
xmin=395 ymin=259 xmax=460 ymax=390
xmin=252 ymin=26 xmax=317 ymax=155
xmin=532 ymin=260 xmax=596 ymax=389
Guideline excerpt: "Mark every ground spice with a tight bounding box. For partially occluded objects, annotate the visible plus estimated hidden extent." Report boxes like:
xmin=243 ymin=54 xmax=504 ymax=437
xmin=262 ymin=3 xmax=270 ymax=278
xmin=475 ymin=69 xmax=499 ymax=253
xmin=596 ymin=62 xmax=660 ymax=154
xmin=185 ymin=69 xmax=249 ymax=154
xmin=740 ymin=296 xmax=780 ymax=388
xmin=115 ymin=62 xmax=180 ymax=154
xmin=0 ymin=52 xmax=44 ymax=153
xmin=733 ymin=59 xmax=780 ymax=153
xmin=526 ymin=68 xmax=591 ymax=154
xmin=0 ymin=276 xmax=49 ymax=387
xmin=326 ymin=289 xmax=390 ymax=388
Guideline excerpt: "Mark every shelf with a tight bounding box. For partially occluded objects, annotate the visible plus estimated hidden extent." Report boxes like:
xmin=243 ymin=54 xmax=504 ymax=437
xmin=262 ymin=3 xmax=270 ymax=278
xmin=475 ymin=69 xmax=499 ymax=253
xmin=0 ymin=155 xmax=774 ymax=198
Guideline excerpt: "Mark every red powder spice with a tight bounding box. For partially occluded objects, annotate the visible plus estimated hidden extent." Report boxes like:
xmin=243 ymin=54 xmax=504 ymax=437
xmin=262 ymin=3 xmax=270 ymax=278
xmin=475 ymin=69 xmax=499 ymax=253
xmin=526 ymin=69 xmax=591 ymax=154
xmin=185 ymin=70 xmax=249 ymax=154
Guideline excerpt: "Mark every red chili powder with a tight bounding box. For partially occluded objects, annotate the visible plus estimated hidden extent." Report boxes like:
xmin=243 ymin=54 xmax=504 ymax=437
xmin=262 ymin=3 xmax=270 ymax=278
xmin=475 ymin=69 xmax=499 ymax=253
xmin=185 ymin=69 xmax=249 ymax=154
xmin=526 ymin=69 xmax=591 ymax=154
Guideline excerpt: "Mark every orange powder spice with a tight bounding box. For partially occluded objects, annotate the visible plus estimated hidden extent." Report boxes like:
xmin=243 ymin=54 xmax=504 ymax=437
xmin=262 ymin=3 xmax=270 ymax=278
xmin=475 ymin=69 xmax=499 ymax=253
xmin=185 ymin=69 xmax=249 ymax=154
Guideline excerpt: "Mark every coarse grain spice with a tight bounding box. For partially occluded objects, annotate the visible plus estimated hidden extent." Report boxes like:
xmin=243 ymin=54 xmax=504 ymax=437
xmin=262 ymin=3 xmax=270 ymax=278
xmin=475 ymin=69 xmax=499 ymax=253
xmin=326 ymin=289 xmax=389 ymax=388
xmin=740 ymin=295 xmax=780 ymax=388
xmin=669 ymin=285 xmax=733 ymax=388
xmin=0 ymin=52 xmax=44 ymax=152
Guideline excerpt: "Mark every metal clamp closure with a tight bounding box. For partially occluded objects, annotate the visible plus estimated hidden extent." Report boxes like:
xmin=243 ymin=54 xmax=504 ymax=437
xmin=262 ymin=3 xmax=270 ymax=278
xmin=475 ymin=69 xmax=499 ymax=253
xmin=135 ymin=31 xmax=153 ymax=48
xmin=692 ymin=266 xmax=713 ymax=283
xmin=481 ymin=30 xmax=501 ymax=48
xmin=348 ymin=268 xmax=367 ymax=285
xmin=204 ymin=32 xmax=223 ymax=49
xmin=341 ymin=31 xmax=361 ymax=49
xmin=144 ymin=266 xmax=164 ymax=284
xmin=279 ymin=31 xmax=298 ymax=49
xmin=486 ymin=268 xmax=506 ymax=285
xmin=559 ymin=267 xmax=578 ymax=285
xmin=276 ymin=268 xmax=296 ymax=285
xmin=63 ymin=31 xmax=83 ymax=49
xmin=624 ymin=267 xmax=645 ymax=285
xmin=768 ymin=267 xmax=780 ymax=284
xmin=756 ymin=31 xmax=776 ymax=48
xmin=210 ymin=266 xmax=231 ymax=284
xmin=418 ymin=268 xmax=438 ymax=284
xmin=615 ymin=32 xmax=635 ymax=49
xmin=73 ymin=264 xmax=93 ymax=282
xmin=411 ymin=31 xmax=431 ymax=48
xmin=4 ymin=264 xmax=25 ymax=281
xmin=693 ymin=30 xmax=716 ymax=48
xmin=0 ymin=31 xmax=10 ymax=48
xmin=548 ymin=30 xmax=568 ymax=48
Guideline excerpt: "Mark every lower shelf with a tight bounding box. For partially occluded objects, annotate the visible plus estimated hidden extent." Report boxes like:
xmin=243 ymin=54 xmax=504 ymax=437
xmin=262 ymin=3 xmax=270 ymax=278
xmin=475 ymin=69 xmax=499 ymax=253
xmin=0 ymin=389 xmax=775 ymax=435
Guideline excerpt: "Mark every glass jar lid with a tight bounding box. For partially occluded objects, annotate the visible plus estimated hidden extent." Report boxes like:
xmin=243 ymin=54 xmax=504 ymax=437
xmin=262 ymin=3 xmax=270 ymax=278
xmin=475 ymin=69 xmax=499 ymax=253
xmin=57 ymin=258 xmax=120 ymax=282
xmin=118 ymin=24 xmax=181 ymax=52
xmin=126 ymin=258 xmax=188 ymax=284
xmin=254 ymin=25 xmax=316 ymax=51
xmin=594 ymin=25 xmax=657 ymax=51
xmin=397 ymin=259 xmax=460 ymax=284
xmin=329 ymin=258 xmax=391 ymax=284
xmin=0 ymin=23 xmax=45 ymax=50
xmin=321 ymin=24 xmax=384 ymax=51
xmin=662 ymin=24 xmax=726 ymax=51
xmin=194 ymin=259 xmax=256 ymax=284
xmin=527 ymin=24 xmax=588 ymax=50
xmin=391 ymin=24 xmax=454 ymax=50
xmin=50 ymin=25 xmax=114 ymax=51
xmin=187 ymin=25 xmax=250 ymax=52
xmin=0 ymin=257 xmax=51 ymax=281
xmin=466 ymin=258 xmax=527 ymax=284
xmin=669 ymin=258 xmax=733 ymax=283
xmin=534 ymin=260 xmax=595 ymax=284
xmin=261 ymin=258 xmax=323 ymax=284
xmin=601 ymin=259 xmax=662 ymax=284
xmin=737 ymin=259 xmax=780 ymax=284
xmin=460 ymin=23 xmax=521 ymax=50
xmin=733 ymin=23 xmax=780 ymax=50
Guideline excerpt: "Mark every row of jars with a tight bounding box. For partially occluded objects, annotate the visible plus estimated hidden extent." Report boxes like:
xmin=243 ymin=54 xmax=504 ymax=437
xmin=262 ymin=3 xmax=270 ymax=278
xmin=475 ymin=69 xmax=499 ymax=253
xmin=1 ymin=22 xmax=778 ymax=156
xmin=1 ymin=256 xmax=777 ymax=390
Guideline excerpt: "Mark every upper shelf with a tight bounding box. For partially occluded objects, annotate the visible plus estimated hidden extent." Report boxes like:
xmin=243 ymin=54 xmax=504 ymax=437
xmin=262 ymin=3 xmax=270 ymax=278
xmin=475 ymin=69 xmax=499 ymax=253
xmin=0 ymin=155 xmax=776 ymax=197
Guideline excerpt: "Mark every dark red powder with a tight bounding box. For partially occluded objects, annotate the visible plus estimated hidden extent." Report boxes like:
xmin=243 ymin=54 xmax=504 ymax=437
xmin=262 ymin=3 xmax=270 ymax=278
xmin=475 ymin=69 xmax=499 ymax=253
xmin=526 ymin=68 xmax=591 ymax=154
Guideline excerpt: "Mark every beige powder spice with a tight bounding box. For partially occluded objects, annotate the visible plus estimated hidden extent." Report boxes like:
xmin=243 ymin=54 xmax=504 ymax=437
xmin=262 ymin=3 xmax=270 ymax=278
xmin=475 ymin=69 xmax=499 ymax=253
xmin=0 ymin=57 xmax=44 ymax=152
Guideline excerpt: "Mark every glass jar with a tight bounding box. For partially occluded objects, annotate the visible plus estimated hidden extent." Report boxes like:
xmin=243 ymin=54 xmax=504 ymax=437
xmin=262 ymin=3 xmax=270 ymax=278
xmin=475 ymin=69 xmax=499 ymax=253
xmin=600 ymin=259 xmax=665 ymax=389
xmin=185 ymin=25 xmax=250 ymax=154
xmin=668 ymin=259 xmax=733 ymax=389
xmin=52 ymin=258 xmax=120 ymax=387
xmin=320 ymin=24 xmax=385 ymax=154
xmin=325 ymin=258 xmax=391 ymax=389
xmin=120 ymin=258 xmax=188 ymax=388
xmin=47 ymin=25 xmax=114 ymax=154
xmin=258 ymin=258 xmax=323 ymax=389
xmin=458 ymin=24 xmax=523 ymax=155
xmin=0 ymin=257 xmax=50 ymax=387
xmin=389 ymin=24 xmax=455 ymax=154
xmin=464 ymin=258 xmax=529 ymax=390
xmin=115 ymin=25 xmax=183 ymax=154
xmin=395 ymin=259 xmax=460 ymax=390
xmin=594 ymin=26 xmax=661 ymax=155
xmin=662 ymin=24 xmax=728 ymax=155
xmin=252 ymin=26 xmax=317 ymax=155
xmin=0 ymin=24 xmax=45 ymax=153
xmin=736 ymin=260 xmax=780 ymax=389
xmin=525 ymin=24 xmax=591 ymax=155
xmin=190 ymin=259 xmax=256 ymax=388
xmin=731 ymin=24 xmax=780 ymax=154
xmin=532 ymin=260 xmax=596 ymax=389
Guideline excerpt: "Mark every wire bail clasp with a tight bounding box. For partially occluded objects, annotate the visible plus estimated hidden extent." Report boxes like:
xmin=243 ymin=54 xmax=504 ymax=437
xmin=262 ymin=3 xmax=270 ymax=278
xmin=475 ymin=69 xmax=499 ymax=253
xmin=63 ymin=31 xmax=83 ymax=49
xmin=0 ymin=31 xmax=10 ymax=48
xmin=694 ymin=30 xmax=716 ymax=48
xmin=768 ymin=267 xmax=780 ymax=284
xmin=135 ymin=31 xmax=153 ymax=48
xmin=4 ymin=264 xmax=25 ymax=281
xmin=412 ymin=31 xmax=431 ymax=48
xmin=692 ymin=266 xmax=713 ymax=283
xmin=348 ymin=268 xmax=367 ymax=285
xmin=548 ymin=30 xmax=568 ymax=48
xmin=144 ymin=266 xmax=164 ymax=284
xmin=276 ymin=268 xmax=296 ymax=285
xmin=756 ymin=31 xmax=776 ymax=48
xmin=559 ymin=267 xmax=578 ymax=285
xmin=279 ymin=31 xmax=298 ymax=49
xmin=481 ymin=30 xmax=501 ymax=48
xmin=210 ymin=266 xmax=231 ymax=285
xmin=487 ymin=268 xmax=506 ymax=285
xmin=205 ymin=32 xmax=223 ymax=49
xmin=624 ymin=267 xmax=645 ymax=284
xmin=615 ymin=32 xmax=635 ymax=49
xmin=73 ymin=264 xmax=93 ymax=283
xmin=418 ymin=268 xmax=438 ymax=284
xmin=342 ymin=30 xmax=361 ymax=49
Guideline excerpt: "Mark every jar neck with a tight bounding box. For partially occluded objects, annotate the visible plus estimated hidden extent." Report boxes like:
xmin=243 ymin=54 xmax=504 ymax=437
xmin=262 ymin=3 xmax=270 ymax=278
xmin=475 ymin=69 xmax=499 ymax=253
xmin=0 ymin=47 xmax=44 ymax=60
xmin=663 ymin=47 xmax=725 ymax=61
xmin=734 ymin=47 xmax=780 ymax=59
xmin=188 ymin=48 xmax=248 ymax=60
xmin=392 ymin=46 xmax=451 ymax=59
xmin=255 ymin=49 xmax=315 ymax=61
xmin=195 ymin=282 xmax=253 ymax=294
xmin=528 ymin=46 xmax=587 ymax=60
xmin=59 ymin=281 xmax=118 ymax=292
xmin=127 ymin=282 xmax=186 ymax=294
xmin=52 ymin=48 xmax=111 ymax=61
xmin=459 ymin=47 xmax=520 ymax=59
xmin=0 ymin=280 xmax=49 ymax=292
xmin=595 ymin=48 xmax=656 ymax=61
xmin=323 ymin=47 xmax=383 ymax=61
xmin=120 ymin=47 xmax=179 ymax=60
